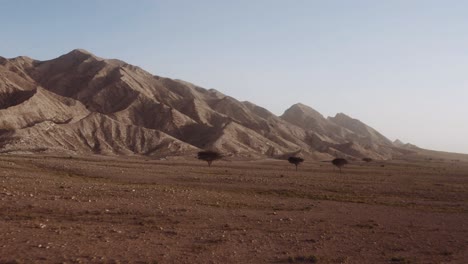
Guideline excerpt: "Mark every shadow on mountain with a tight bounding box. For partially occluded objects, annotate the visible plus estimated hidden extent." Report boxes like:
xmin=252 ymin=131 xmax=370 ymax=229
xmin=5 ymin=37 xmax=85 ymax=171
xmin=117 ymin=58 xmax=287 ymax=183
xmin=0 ymin=89 xmax=37 ymax=109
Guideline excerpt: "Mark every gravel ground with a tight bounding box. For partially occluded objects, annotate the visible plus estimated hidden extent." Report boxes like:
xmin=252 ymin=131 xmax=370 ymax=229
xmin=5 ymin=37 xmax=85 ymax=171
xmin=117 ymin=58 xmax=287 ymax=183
xmin=0 ymin=155 xmax=467 ymax=263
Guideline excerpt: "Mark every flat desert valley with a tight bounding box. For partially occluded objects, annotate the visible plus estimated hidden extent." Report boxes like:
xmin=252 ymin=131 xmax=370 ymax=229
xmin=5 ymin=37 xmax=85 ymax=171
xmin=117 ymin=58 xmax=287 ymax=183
xmin=1 ymin=155 xmax=467 ymax=263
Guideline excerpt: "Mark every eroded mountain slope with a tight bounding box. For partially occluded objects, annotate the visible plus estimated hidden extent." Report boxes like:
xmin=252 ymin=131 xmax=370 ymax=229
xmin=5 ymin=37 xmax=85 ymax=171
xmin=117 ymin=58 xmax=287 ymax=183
xmin=0 ymin=49 xmax=413 ymax=159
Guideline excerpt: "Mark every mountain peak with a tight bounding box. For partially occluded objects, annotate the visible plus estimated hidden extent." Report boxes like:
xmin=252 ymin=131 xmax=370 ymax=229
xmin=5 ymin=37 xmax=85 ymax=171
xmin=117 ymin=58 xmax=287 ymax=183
xmin=284 ymin=103 xmax=324 ymax=119
xmin=329 ymin=113 xmax=393 ymax=146
xmin=281 ymin=103 xmax=330 ymax=134
xmin=333 ymin=112 xmax=352 ymax=119
xmin=60 ymin=49 xmax=97 ymax=61
xmin=70 ymin=48 xmax=94 ymax=56
xmin=9 ymin=55 xmax=35 ymax=63
xmin=291 ymin=102 xmax=307 ymax=108
xmin=393 ymin=139 xmax=405 ymax=146
xmin=290 ymin=102 xmax=312 ymax=110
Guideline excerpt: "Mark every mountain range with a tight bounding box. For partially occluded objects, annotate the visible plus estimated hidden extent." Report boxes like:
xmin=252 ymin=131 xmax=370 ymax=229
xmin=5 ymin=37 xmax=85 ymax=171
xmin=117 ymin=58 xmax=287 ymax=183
xmin=0 ymin=49 xmax=422 ymax=160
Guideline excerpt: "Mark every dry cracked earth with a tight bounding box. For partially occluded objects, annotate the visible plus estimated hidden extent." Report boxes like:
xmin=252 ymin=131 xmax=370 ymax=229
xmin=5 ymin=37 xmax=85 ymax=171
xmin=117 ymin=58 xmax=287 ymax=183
xmin=0 ymin=155 xmax=467 ymax=263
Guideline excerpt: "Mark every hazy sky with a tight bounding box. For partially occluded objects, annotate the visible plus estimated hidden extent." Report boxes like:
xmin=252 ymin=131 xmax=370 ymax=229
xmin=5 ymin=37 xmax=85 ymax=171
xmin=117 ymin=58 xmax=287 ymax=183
xmin=1 ymin=0 xmax=467 ymax=153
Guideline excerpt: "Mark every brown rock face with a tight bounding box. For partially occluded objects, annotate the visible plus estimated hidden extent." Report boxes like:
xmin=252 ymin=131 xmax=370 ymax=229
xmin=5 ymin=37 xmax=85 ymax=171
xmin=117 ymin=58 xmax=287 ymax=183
xmin=0 ymin=49 xmax=411 ymax=159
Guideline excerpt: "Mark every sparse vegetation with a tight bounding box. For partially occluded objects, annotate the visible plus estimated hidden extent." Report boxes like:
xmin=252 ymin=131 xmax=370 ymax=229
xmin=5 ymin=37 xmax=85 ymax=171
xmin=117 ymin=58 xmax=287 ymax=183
xmin=362 ymin=157 xmax=372 ymax=162
xmin=332 ymin=158 xmax=348 ymax=174
xmin=197 ymin=150 xmax=222 ymax=167
xmin=440 ymin=250 xmax=453 ymax=256
xmin=390 ymin=256 xmax=411 ymax=263
xmin=287 ymin=255 xmax=318 ymax=263
xmin=355 ymin=223 xmax=376 ymax=229
xmin=288 ymin=156 xmax=304 ymax=171
xmin=1 ymin=154 xmax=466 ymax=263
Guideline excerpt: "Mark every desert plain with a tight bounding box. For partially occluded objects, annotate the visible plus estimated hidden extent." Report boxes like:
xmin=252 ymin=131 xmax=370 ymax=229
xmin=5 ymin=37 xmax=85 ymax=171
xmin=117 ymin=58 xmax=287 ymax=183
xmin=0 ymin=154 xmax=467 ymax=263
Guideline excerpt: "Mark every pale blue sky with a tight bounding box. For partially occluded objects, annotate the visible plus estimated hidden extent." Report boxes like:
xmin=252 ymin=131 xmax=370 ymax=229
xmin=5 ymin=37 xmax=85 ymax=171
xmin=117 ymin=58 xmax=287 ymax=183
xmin=1 ymin=0 xmax=467 ymax=153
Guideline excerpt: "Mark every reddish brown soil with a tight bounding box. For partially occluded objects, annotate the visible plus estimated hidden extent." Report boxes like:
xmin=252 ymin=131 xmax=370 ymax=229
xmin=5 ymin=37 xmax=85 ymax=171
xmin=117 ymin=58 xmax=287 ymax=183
xmin=1 ymin=155 xmax=467 ymax=263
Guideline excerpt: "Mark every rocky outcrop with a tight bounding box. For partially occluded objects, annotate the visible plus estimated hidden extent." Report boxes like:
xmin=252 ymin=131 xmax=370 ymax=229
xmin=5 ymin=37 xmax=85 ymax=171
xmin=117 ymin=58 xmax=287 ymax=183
xmin=0 ymin=49 xmax=415 ymax=159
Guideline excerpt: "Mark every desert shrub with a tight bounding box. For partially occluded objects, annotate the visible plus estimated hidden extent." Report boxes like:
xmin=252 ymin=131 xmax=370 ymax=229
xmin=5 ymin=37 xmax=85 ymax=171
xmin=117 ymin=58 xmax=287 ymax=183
xmin=332 ymin=158 xmax=348 ymax=174
xmin=390 ymin=256 xmax=411 ymax=263
xmin=287 ymin=255 xmax=318 ymax=263
xmin=197 ymin=150 xmax=222 ymax=167
xmin=288 ymin=156 xmax=304 ymax=171
xmin=362 ymin=157 xmax=372 ymax=162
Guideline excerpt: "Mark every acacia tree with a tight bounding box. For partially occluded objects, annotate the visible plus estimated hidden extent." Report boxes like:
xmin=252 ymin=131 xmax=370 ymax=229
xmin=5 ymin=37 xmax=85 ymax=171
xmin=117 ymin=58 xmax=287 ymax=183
xmin=332 ymin=158 xmax=348 ymax=174
xmin=197 ymin=150 xmax=222 ymax=167
xmin=288 ymin=156 xmax=304 ymax=171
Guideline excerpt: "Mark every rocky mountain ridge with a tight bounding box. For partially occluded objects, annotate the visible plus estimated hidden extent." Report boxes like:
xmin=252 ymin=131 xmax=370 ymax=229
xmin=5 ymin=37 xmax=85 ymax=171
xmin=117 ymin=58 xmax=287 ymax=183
xmin=0 ymin=49 xmax=414 ymax=159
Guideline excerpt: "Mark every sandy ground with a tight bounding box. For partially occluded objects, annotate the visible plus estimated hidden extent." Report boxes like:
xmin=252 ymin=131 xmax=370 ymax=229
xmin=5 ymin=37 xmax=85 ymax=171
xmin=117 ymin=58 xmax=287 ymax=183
xmin=0 ymin=155 xmax=467 ymax=263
